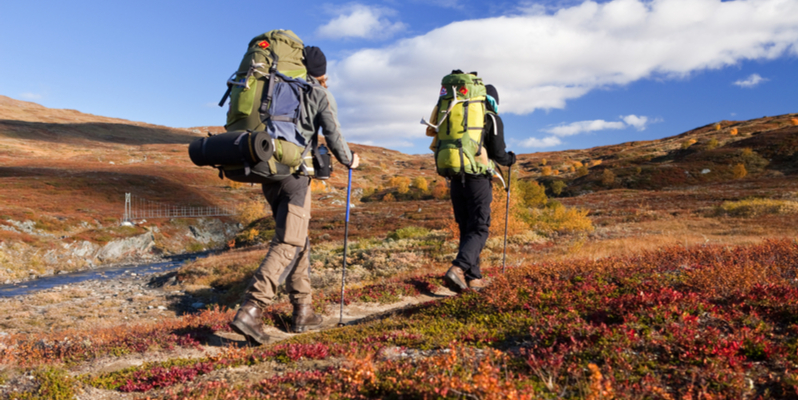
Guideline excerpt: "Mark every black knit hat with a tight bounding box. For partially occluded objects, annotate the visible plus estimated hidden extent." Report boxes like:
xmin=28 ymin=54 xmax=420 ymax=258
xmin=485 ymin=84 xmax=499 ymax=105
xmin=304 ymin=46 xmax=327 ymax=77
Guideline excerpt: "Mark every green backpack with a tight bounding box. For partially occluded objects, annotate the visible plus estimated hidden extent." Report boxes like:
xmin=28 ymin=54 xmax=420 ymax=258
xmin=215 ymin=30 xmax=313 ymax=180
xmin=219 ymin=29 xmax=307 ymax=131
xmin=427 ymin=71 xmax=493 ymax=177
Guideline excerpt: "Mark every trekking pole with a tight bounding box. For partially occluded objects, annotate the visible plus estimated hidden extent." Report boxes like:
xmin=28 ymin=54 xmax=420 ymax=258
xmin=502 ymin=164 xmax=512 ymax=274
xmin=337 ymin=168 xmax=353 ymax=327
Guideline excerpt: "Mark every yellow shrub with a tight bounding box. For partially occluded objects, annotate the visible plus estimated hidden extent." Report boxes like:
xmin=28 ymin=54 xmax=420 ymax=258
xmin=719 ymin=198 xmax=797 ymax=217
xmin=590 ymin=160 xmax=602 ymax=167
xmin=243 ymin=228 xmax=260 ymax=242
xmin=715 ymin=124 xmax=722 ymax=131
xmin=489 ymin=179 xmax=527 ymax=238
xmin=388 ymin=176 xmax=411 ymax=194
xmin=412 ymin=176 xmax=429 ymax=192
xmin=530 ymin=203 xmax=594 ymax=234
xmin=541 ymin=166 xmax=552 ymax=176
xmin=237 ymin=198 xmax=267 ymax=225
xmin=681 ymin=139 xmax=697 ymax=149
xmin=732 ymin=164 xmax=747 ymax=179
xmin=226 ymin=180 xmax=245 ymax=190
xmin=518 ymin=180 xmax=547 ymax=208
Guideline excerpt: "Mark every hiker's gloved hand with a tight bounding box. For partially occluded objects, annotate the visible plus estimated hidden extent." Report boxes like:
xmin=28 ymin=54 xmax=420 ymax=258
xmin=349 ymin=153 xmax=360 ymax=169
xmin=507 ymin=151 xmax=516 ymax=165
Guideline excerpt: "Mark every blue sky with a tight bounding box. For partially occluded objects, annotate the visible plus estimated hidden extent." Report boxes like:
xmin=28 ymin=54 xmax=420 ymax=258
xmin=0 ymin=0 xmax=796 ymax=155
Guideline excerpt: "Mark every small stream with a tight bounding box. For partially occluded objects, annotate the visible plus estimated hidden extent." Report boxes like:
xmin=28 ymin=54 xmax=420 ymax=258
xmin=0 ymin=252 xmax=212 ymax=298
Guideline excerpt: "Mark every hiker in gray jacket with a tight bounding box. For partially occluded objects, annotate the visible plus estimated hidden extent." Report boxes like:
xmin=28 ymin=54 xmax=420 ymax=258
xmin=231 ymin=46 xmax=360 ymax=345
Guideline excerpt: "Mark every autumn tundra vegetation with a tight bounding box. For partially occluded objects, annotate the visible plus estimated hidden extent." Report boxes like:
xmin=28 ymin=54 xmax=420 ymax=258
xmin=0 ymin=96 xmax=797 ymax=399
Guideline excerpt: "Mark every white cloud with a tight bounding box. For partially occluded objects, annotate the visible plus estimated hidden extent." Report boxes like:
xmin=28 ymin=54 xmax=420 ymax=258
xmin=622 ymin=114 xmax=649 ymax=130
xmin=327 ymin=0 xmax=797 ymax=147
xmin=520 ymin=136 xmax=563 ymax=148
xmin=525 ymin=114 xmax=651 ymax=147
xmin=317 ymin=4 xmax=406 ymax=40
xmin=19 ymin=92 xmax=42 ymax=100
xmin=544 ymin=119 xmax=627 ymax=136
xmin=733 ymin=73 xmax=769 ymax=88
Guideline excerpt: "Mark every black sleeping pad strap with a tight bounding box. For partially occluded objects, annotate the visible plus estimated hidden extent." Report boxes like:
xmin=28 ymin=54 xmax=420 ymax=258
xmin=462 ymin=100 xmax=469 ymax=132
xmin=261 ymin=50 xmax=280 ymax=118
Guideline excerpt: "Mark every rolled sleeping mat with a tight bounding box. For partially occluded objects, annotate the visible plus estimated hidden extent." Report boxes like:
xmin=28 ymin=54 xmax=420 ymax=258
xmin=248 ymin=131 xmax=274 ymax=164
xmin=188 ymin=131 xmax=274 ymax=167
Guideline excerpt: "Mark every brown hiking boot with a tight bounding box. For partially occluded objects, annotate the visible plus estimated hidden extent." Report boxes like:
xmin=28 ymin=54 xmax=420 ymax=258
xmin=230 ymin=300 xmax=270 ymax=345
xmin=468 ymin=278 xmax=488 ymax=292
xmin=292 ymin=303 xmax=323 ymax=333
xmin=444 ymin=266 xmax=468 ymax=293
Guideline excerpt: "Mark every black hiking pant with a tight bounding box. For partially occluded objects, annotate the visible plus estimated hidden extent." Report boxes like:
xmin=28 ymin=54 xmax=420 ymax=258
xmin=450 ymin=174 xmax=492 ymax=281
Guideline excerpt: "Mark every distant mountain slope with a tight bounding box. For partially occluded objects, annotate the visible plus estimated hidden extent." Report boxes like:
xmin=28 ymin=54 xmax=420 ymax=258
xmin=0 ymin=95 xmax=200 ymax=145
xmin=511 ymin=113 xmax=798 ymax=195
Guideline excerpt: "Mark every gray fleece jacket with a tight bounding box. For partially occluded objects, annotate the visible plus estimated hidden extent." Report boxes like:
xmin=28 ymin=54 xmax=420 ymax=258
xmin=299 ymin=76 xmax=354 ymax=167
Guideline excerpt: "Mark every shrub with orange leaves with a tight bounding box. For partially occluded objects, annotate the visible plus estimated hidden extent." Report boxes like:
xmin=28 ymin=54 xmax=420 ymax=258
xmin=431 ymin=180 xmax=449 ymax=200
xmin=732 ymin=163 xmax=747 ymax=179
xmin=541 ymin=166 xmax=552 ymax=176
xmin=730 ymin=127 xmax=739 ymax=136
xmin=309 ymin=179 xmax=328 ymax=193
xmin=489 ymin=179 xmax=528 ymax=238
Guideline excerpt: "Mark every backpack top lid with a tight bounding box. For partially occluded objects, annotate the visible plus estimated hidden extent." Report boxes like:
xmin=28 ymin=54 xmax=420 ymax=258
xmin=440 ymin=71 xmax=486 ymax=100
xmin=237 ymin=30 xmax=306 ymax=79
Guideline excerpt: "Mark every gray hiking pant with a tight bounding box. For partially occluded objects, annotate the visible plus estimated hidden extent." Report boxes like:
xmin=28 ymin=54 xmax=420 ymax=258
xmin=245 ymin=175 xmax=312 ymax=307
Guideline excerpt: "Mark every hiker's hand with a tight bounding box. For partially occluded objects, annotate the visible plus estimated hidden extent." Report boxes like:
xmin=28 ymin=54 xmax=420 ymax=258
xmin=349 ymin=153 xmax=360 ymax=170
xmin=507 ymin=151 xmax=516 ymax=165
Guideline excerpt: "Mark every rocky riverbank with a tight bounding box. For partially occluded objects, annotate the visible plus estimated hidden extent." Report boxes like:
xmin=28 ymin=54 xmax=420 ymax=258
xmin=0 ymin=218 xmax=241 ymax=284
xmin=0 ymin=265 xmax=206 ymax=336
